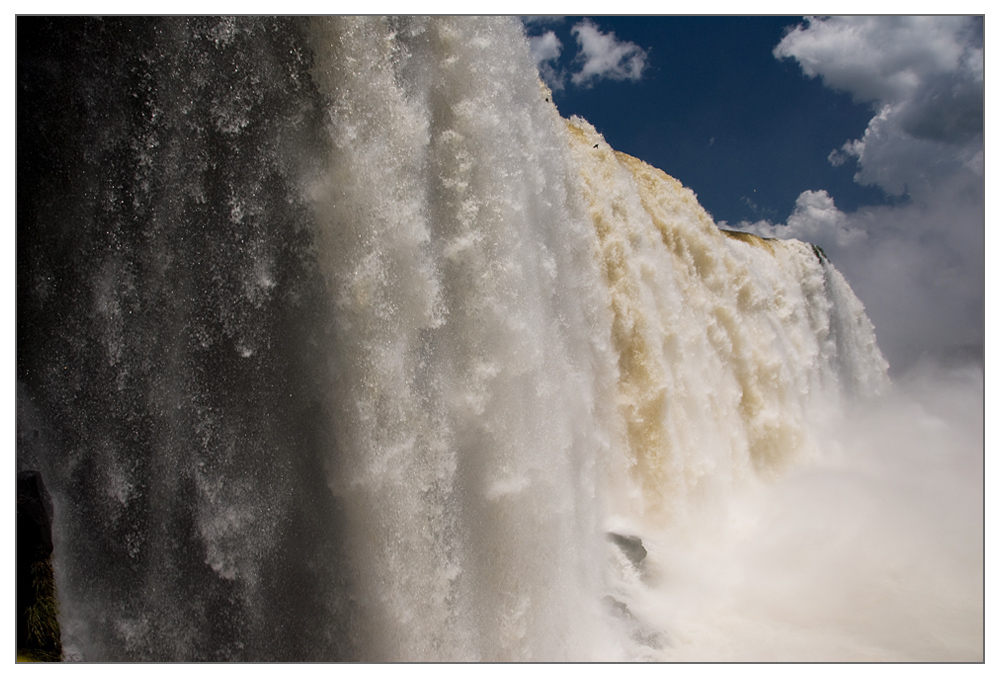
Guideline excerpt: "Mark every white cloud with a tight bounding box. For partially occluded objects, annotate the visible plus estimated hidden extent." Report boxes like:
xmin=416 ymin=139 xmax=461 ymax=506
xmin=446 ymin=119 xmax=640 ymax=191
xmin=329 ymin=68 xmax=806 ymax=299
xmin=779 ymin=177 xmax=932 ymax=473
xmin=742 ymin=190 xmax=866 ymax=249
xmin=570 ymin=20 xmax=647 ymax=87
xmin=774 ymin=16 xmax=983 ymax=197
xmin=774 ymin=16 xmax=979 ymax=105
xmin=522 ymin=18 xmax=650 ymax=91
xmin=738 ymin=17 xmax=984 ymax=372
xmin=828 ymin=103 xmax=983 ymax=197
xmin=529 ymin=30 xmax=565 ymax=90
xmin=530 ymin=30 xmax=562 ymax=63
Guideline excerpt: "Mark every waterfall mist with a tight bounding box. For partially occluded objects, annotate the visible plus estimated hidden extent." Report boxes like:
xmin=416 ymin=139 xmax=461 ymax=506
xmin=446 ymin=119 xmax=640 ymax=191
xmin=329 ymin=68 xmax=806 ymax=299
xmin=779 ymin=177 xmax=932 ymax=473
xmin=16 ymin=16 xmax=982 ymax=662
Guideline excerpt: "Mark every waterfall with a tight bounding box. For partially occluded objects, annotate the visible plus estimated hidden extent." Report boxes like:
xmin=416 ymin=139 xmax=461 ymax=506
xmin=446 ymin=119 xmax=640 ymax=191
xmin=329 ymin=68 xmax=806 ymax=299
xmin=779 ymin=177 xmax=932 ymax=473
xmin=17 ymin=16 xmax=927 ymax=662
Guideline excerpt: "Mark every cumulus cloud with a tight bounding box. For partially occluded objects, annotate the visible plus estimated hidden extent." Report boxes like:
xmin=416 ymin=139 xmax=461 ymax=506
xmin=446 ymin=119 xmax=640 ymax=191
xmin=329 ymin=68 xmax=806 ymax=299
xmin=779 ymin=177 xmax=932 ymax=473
xmin=774 ymin=17 xmax=980 ymax=104
xmin=742 ymin=190 xmax=866 ymax=249
xmin=530 ymin=30 xmax=562 ymax=62
xmin=570 ymin=20 xmax=648 ymax=86
xmin=738 ymin=16 xmax=984 ymax=372
xmin=529 ymin=30 xmax=565 ymax=90
xmin=775 ymin=15 xmax=983 ymax=197
xmin=522 ymin=18 xmax=649 ymax=91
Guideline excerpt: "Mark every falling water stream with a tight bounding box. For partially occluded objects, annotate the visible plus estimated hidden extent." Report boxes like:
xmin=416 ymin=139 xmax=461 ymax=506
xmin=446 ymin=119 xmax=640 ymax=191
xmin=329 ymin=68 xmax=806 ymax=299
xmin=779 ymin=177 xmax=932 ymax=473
xmin=16 ymin=16 xmax=980 ymax=661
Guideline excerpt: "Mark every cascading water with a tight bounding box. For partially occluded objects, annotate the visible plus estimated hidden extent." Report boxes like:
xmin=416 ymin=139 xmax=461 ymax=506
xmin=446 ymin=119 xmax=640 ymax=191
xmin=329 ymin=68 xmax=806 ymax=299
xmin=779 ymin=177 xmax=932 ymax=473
xmin=18 ymin=16 xmax=976 ymax=663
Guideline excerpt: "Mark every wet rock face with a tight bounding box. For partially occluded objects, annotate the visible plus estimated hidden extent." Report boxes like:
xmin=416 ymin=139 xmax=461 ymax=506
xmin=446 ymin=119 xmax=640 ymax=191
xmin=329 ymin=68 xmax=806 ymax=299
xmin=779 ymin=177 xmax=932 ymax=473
xmin=18 ymin=471 xmax=54 ymax=558
xmin=17 ymin=470 xmax=63 ymax=662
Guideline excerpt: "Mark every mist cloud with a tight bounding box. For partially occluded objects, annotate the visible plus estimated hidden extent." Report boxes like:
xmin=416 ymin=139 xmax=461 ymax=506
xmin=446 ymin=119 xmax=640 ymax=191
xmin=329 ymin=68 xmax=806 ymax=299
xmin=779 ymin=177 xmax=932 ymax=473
xmin=656 ymin=360 xmax=983 ymax=660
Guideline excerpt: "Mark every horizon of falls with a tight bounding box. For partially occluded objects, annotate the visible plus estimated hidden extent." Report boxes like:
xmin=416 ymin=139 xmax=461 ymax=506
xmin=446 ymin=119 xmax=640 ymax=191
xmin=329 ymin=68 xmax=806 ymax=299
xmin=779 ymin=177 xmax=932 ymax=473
xmin=17 ymin=16 xmax=981 ymax=662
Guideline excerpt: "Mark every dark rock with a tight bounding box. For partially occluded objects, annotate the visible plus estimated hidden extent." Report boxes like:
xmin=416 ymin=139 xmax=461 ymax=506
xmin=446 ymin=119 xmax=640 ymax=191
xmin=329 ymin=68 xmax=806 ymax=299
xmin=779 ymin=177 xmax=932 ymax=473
xmin=602 ymin=594 xmax=668 ymax=649
xmin=606 ymin=532 xmax=647 ymax=567
xmin=17 ymin=470 xmax=62 ymax=662
xmin=18 ymin=470 xmax=53 ymax=558
xmin=603 ymin=594 xmax=633 ymax=619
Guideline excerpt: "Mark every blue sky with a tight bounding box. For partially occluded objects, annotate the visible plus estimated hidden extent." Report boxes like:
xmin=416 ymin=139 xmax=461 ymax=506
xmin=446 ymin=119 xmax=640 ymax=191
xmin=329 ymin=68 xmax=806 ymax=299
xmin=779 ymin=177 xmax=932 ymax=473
xmin=525 ymin=16 xmax=891 ymax=224
xmin=523 ymin=16 xmax=985 ymax=372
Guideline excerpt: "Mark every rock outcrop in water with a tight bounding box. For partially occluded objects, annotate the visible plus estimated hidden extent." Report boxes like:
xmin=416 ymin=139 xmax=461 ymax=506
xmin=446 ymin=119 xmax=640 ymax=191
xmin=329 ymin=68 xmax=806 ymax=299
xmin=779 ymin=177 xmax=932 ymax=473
xmin=606 ymin=533 xmax=647 ymax=568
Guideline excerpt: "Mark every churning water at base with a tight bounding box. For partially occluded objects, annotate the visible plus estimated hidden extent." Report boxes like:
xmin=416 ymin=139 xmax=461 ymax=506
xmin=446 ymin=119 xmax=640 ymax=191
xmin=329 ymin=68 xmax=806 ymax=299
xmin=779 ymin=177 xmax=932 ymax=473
xmin=16 ymin=16 xmax=982 ymax=661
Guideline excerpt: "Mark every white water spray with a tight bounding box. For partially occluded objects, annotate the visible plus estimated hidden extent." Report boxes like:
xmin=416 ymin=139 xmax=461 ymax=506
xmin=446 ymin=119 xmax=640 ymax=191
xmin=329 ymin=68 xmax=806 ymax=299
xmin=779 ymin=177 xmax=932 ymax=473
xmin=16 ymin=16 xmax=980 ymax=662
